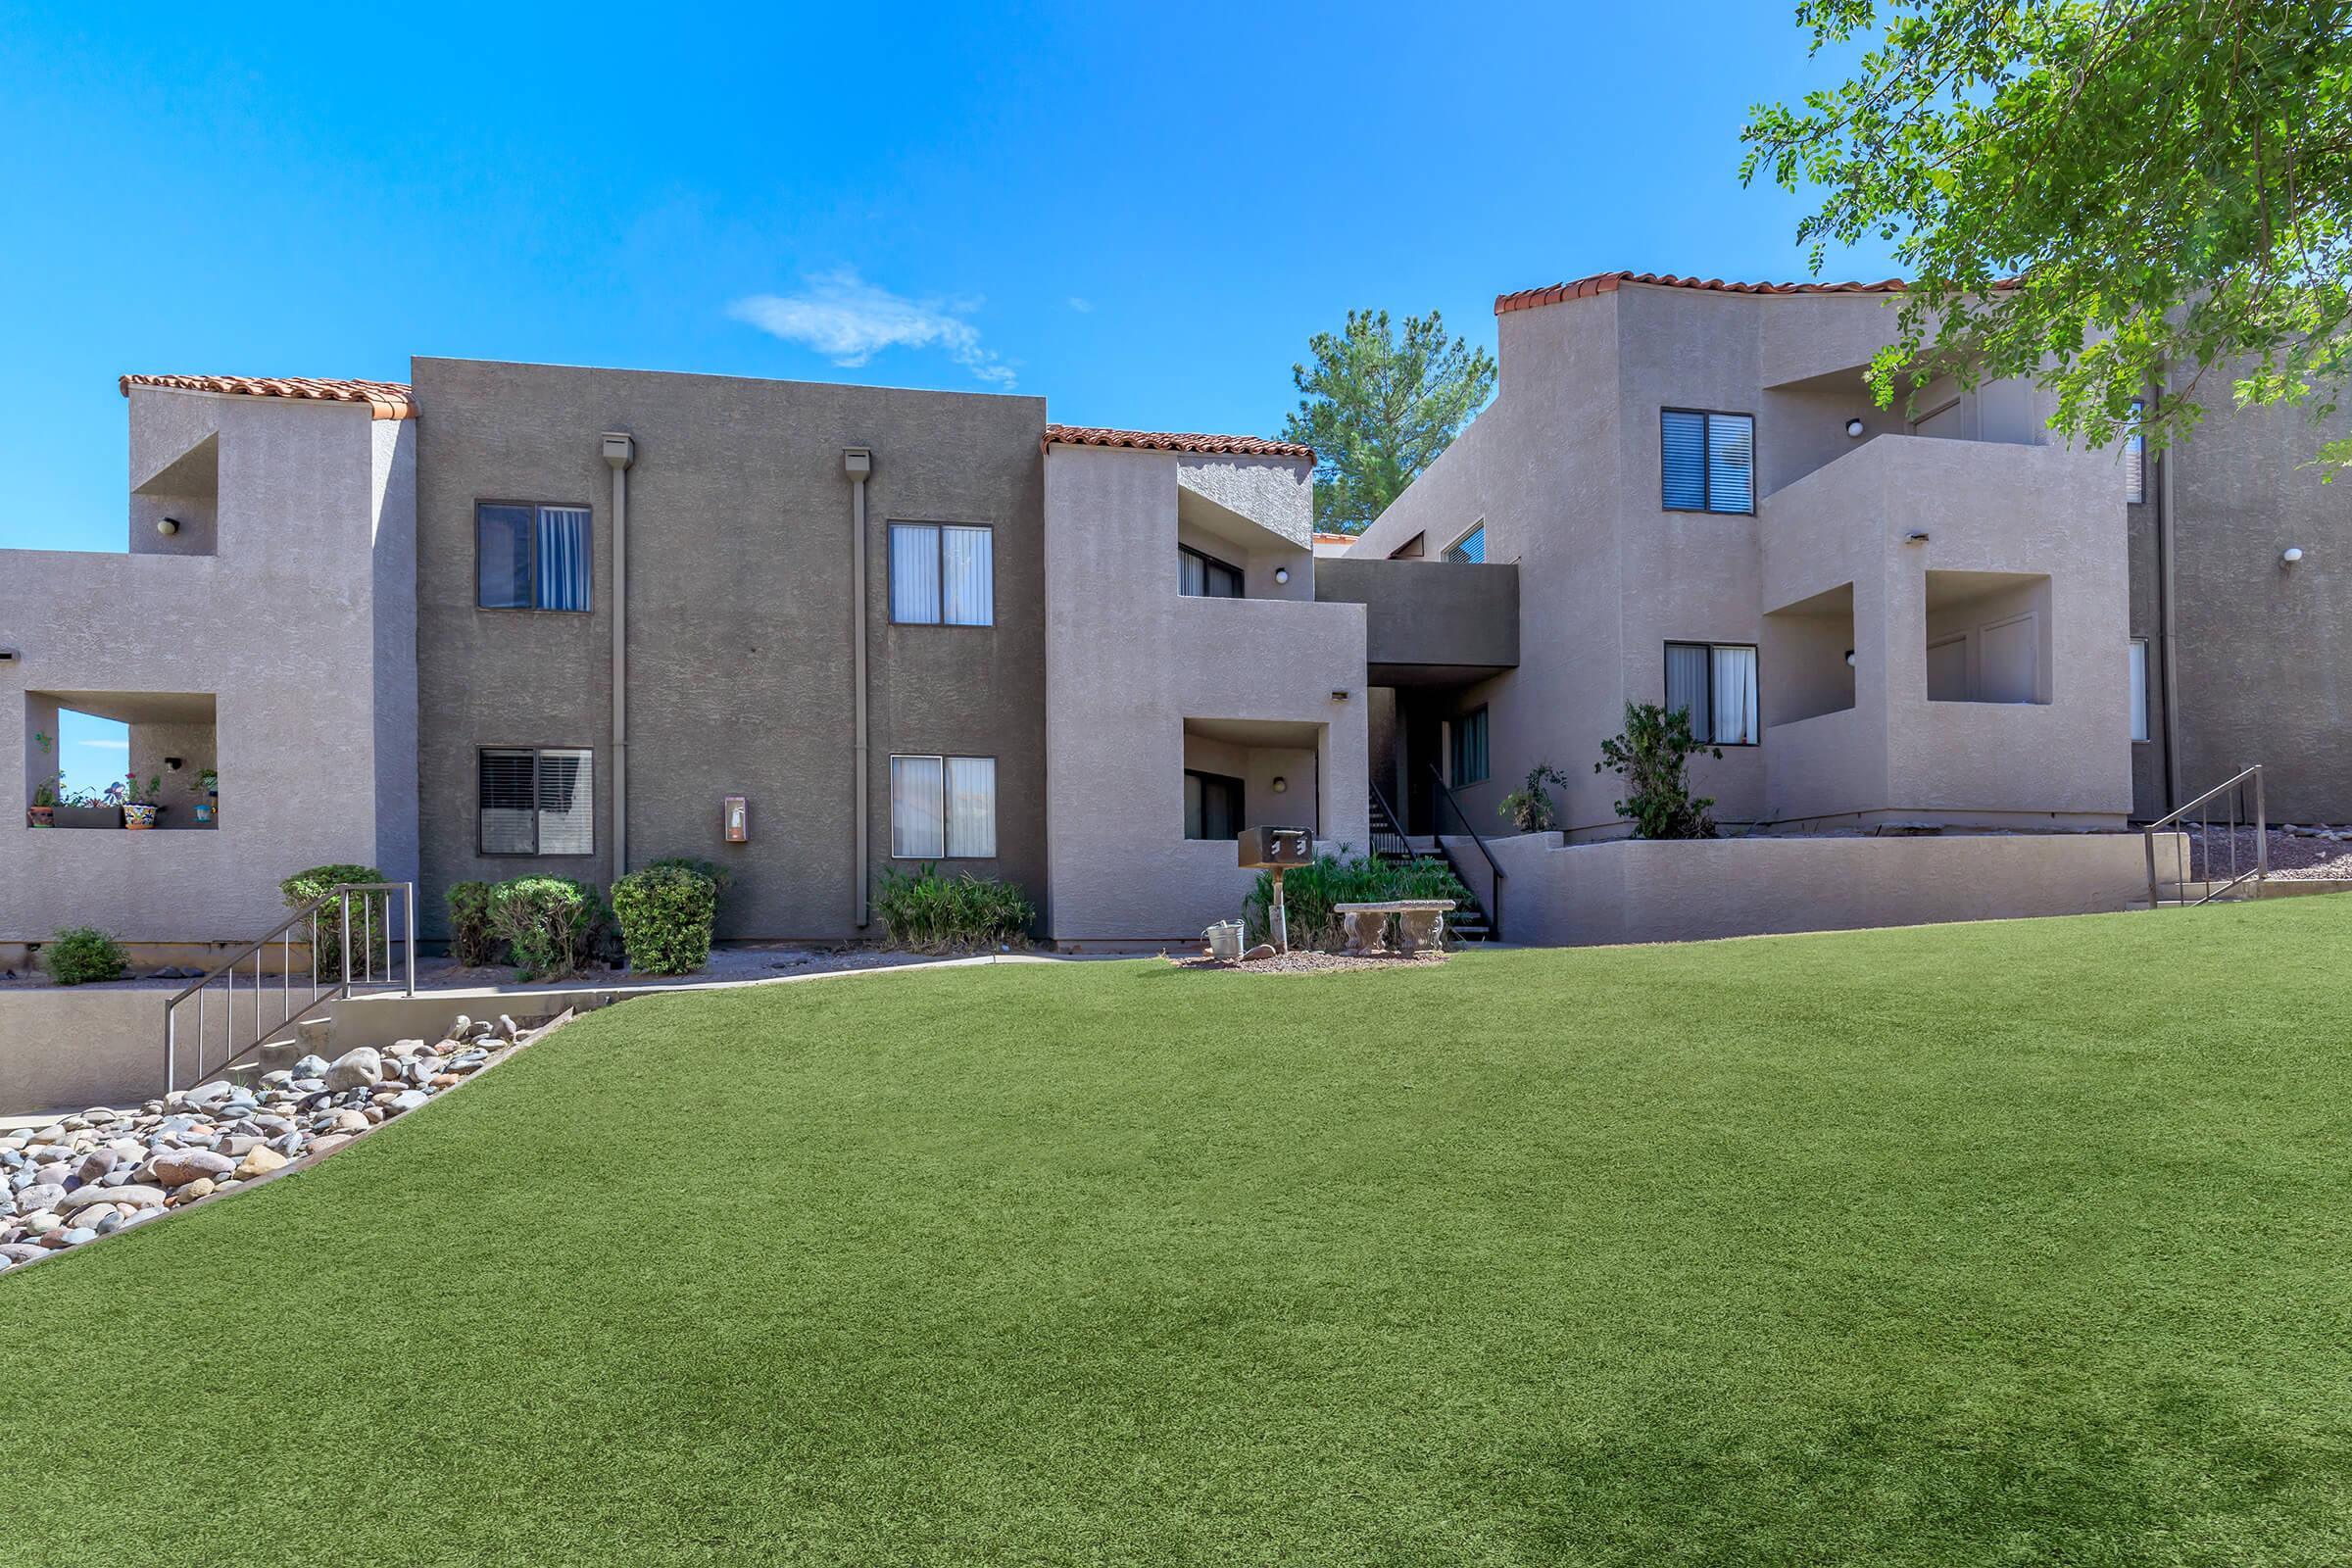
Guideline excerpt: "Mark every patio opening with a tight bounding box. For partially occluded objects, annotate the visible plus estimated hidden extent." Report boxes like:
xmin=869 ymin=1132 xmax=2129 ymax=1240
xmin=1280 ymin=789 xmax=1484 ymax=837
xmin=1762 ymin=581 xmax=1857 ymax=725
xmin=1924 ymin=572 xmax=2052 ymax=705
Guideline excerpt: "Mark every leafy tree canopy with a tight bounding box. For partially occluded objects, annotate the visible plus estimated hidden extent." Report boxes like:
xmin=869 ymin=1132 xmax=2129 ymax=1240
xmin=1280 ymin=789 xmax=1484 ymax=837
xmin=1742 ymin=0 xmax=2352 ymax=469
xmin=1282 ymin=310 xmax=1497 ymax=530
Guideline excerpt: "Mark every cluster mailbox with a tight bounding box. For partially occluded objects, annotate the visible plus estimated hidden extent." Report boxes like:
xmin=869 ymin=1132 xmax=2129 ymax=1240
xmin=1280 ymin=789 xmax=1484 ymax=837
xmin=1237 ymin=826 xmax=1313 ymax=869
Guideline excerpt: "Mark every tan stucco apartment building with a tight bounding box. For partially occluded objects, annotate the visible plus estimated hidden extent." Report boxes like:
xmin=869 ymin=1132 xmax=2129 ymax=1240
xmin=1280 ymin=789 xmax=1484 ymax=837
xmin=1 ymin=272 xmax=2338 ymax=960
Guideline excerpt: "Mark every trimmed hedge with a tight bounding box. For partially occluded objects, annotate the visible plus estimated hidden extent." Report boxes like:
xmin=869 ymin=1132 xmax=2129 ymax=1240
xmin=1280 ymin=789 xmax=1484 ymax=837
xmin=488 ymin=877 xmax=610 ymax=982
xmin=281 ymin=863 xmax=388 ymax=981
xmin=874 ymin=865 xmax=1035 ymax=952
xmin=612 ymin=863 xmax=719 ymax=976
xmin=43 ymin=926 xmax=126 ymax=986
xmin=446 ymin=881 xmax=500 ymax=968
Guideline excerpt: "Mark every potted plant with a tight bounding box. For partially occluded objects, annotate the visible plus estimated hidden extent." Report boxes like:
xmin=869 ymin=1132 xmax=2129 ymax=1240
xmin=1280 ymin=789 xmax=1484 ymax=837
xmin=117 ymin=773 xmax=166 ymax=831
xmin=54 ymin=781 xmax=121 ymax=830
xmin=190 ymin=767 xmax=218 ymax=825
xmin=27 ymin=770 xmax=61 ymax=827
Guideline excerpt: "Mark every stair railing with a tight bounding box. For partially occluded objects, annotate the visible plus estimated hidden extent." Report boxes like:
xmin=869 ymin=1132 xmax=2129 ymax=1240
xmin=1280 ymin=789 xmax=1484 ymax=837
xmin=162 ymin=882 xmax=416 ymax=1096
xmin=2143 ymin=766 xmax=2266 ymax=909
xmin=1368 ymin=781 xmax=1414 ymax=860
xmin=1427 ymin=764 xmax=1504 ymax=942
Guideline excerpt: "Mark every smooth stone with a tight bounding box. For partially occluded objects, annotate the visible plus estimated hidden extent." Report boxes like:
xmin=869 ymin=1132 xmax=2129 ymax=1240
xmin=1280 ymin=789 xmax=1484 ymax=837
xmin=24 ymin=1212 xmax=62 ymax=1234
xmin=234 ymin=1146 xmax=288 ymax=1179
xmin=0 ymin=1243 xmax=43 ymax=1264
xmin=151 ymin=1149 xmax=235 ymax=1186
xmin=172 ymin=1177 xmax=216 ymax=1203
xmin=387 ymin=1090 xmax=429 ymax=1114
xmin=58 ymin=1227 xmax=98 ymax=1246
xmin=292 ymin=1054 xmax=329 ymax=1079
xmin=13 ymin=1184 xmax=64 ymax=1216
xmin=220 ymin=1136 xmax=261 ymax=1158
xmin=267 ymin=1133 xmax=304 ymax=1155
xmin=74 ymin=1150 xmax=117 ymax=1183
xmin=59 ymin=1185 xmax=164 ymax=1213
xmin=182 ymin=1082 xmax=237 ymax=1110
xmin=323 ymin=1048 xmax=382 ymax=1093
xmin=323 ymin=1109 xmax=369 ymax=1135
xmin=308 ymin=1134 xmax=355 ymax=1157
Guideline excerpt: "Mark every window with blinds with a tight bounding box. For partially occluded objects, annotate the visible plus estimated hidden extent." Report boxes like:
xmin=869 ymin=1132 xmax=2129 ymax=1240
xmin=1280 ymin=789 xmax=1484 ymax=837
xmin=476 ymin=503 xmax=592 ymax=611
xmin=889 ymin=523 xmax=994 ymax=624
xmin=1179 ymin=545 xmax=1244 ymax=598
xmin=1660 ymin=411 xmax=1755 ymax=514
xmin=2129 ymin=639 xmax=2150 ymax=742
xmin=2124 ymin=398 xmax=2146 ymax=503
xmin=1444 ymin=523 xmax=1486 ymax=564
xmin=1184 ymin=769 xmax=1245 ymax=840
xmin=890 ymin=755 xmax=998 ymax=858
xmin=1449 ymin=705 xmax=1490 ymax=784
xmin=1664 ymin=642 xmax=1761 ymax=746
xmin=478 ymin=747 xmax=594 ymax=856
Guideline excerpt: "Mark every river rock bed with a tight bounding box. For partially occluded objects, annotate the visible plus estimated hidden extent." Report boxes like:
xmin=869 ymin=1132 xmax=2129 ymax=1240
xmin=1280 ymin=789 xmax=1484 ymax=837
xmin=1 ymin=1014 xmax=530 ymax=1273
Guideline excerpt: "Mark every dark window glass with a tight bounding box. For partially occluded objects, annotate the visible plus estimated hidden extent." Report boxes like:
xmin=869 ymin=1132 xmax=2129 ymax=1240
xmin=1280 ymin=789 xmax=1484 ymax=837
xmin=477 ymin=505 xmax=534 ymax=609
xmin=1179 ymin=546 xmax=1244 ymax=599
xmin=1450 ymin=706 xmax=1490 ymax=785
xmin=478 ymin=747 xmax=594 ymax=855
xmin=1184 ymin=769 xmax=1245 ymax=840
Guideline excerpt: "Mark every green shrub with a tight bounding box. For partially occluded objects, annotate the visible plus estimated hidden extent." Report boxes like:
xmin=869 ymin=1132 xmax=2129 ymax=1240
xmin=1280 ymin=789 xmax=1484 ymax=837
xmin=646 ymin=856 xmax=733 ymax=897
xmin=1496 ymin=763 xmax=1574 ymax=834
xmin=445 ymin=880 xmax=500 ymax=968
xmin=43 ymin=926 xmax=126 ymax=985
xmin=611 ymin=863 xmax=719 ymax=976
xmin=1594 ymin=701 xmax=1720 ymax=839
xmin=874 ymin=865 xmax=1035 ymax=952
xmin=1242 ymin=852 xmax=1473 ymax=951
xmin=280 ymin=863 xmax=389 ymax=981
xmin=488 ymin=876 xmax=610 ymax=981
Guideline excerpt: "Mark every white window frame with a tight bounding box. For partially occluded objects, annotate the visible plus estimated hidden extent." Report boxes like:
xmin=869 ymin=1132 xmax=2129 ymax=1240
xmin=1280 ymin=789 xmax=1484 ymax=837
xmin=888 ymin=522 xmax=996 ymax=626
xmin=477 ymin=746 xmax=595 ymax=858
xmin=888 ymin=754 xmax=999 ymax=859
xmin=1443 ymin=521 xmax=1487 ymax=564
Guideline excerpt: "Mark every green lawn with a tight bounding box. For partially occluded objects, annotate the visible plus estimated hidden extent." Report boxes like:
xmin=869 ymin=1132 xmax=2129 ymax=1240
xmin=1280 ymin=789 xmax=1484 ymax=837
xmin=10 ymin=902 xmax=2352 ymax=1565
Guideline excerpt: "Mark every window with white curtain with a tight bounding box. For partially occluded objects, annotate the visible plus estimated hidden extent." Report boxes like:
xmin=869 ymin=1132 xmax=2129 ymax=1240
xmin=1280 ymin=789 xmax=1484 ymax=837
xmin=1664 ymin=642 xmax=1760 ymax=745
xmin=1660 ymin=411 xmax=1755 ymax=514
xmin=478 ymin=747 xmax=594 ymax=856
xmin=890 ymin=755 xmax=997 ymax=858
xmin=2129 ymin=638 xmax=2150 ymax=742
xmin=889 ymin=522 xmax=994 ymax=624
xmin=477 ymin=502 xmax=592 ymax=611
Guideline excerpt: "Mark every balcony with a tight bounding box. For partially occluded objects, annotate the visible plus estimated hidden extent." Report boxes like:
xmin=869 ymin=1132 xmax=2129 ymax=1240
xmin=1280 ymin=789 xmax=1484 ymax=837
xmin=1312 ymin=558 xmax=1518 ymax=685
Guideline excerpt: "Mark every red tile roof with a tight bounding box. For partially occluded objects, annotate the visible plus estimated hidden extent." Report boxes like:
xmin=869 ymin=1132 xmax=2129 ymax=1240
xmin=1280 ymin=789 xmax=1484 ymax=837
xmin=1045 ymin=424 xmax=1313 ymax=462
xmin=120 ymin=372 xmax=416 ymax=420
xmin=1494 ymin=270 xmax=2024 ymax=316
xmin=1312 ymin=531 xmax=1356 ymax=545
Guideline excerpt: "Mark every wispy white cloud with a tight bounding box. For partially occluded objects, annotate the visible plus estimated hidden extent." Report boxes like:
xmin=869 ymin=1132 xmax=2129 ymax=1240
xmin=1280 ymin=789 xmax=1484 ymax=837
xmin=1066 ymin=296 xmax=1094 ymax=314
xmin=729 ymin=270 xmax=1016 ymax=388
xmin=78 ymin=738 xmax=127 ymax=750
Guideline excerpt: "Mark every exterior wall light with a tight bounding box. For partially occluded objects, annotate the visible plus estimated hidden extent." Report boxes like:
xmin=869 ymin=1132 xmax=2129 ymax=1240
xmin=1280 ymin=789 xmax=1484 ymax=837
xmin=1331 ymin=689 xmax=1350 ymax=701
xmin=157 ymin=516 xmax=180 ymax=536
xmin=1271 ymin=775 xmax=1289 ymax=794
xmin=1845 ymin=418 xmax=1866 ymax=438
xmin=1844 ymin=650 xmax=1856 ymax=667
xmin=2282 ymin=547 xmax=2305 ymax=565
xmin=723 ymin=795 xmax=750 ymax=842
xmin=1906 ymin=531 xmax=1932 ymax=544
xmin=1274 ymin=566 xmax=1290 ymax=584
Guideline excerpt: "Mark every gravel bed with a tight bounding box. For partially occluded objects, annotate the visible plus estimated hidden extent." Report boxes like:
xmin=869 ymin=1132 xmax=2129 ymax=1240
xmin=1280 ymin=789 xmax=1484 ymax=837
xmin=1 ymin=1012 xmax=536 ymax=1275
xmin=1167 ymin=950 xmax=1450 ymax=974
xmin=2175 ymin=825 xmax=2352 ymax=881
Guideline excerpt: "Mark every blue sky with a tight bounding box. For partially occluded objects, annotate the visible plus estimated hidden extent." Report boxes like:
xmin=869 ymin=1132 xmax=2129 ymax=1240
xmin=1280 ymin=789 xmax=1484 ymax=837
xmin=0 ymin=0 xmax=1891 ymax=562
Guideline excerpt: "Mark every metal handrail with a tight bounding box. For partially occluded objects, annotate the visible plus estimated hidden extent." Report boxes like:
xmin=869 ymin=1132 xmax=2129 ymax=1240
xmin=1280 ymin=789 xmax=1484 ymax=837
xmin=1426 ymin=764 xmax=1504 ymax=941
xmin=162 ymin=882 xmax=416 ymax=1095
xmin=2143 ymin=766 xmax=2266 ymax=909
xmin=1367 ymin=782 xmax=1414 ymax=860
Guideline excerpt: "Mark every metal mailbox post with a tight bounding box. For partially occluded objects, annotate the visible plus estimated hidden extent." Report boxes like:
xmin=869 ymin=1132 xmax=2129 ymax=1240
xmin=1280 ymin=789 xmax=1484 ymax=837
xmin=1237 ymin=826 xmax=1315 ymax=953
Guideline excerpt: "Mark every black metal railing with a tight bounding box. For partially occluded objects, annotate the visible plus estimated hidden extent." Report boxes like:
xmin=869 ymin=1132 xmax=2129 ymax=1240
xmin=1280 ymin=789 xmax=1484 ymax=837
xmin=1368 ymin=782 xmax=1414 ymax=861
xmin=1427 ymin=765 xmax=1504 ymax=942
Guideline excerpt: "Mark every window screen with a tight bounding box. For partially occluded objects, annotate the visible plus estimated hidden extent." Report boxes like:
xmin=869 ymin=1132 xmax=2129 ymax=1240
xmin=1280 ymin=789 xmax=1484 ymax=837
xmin=1444 ymin=524 xmax=1487 ymax=564
xmin=1661 ymin=411 xmax=1755 ymax=514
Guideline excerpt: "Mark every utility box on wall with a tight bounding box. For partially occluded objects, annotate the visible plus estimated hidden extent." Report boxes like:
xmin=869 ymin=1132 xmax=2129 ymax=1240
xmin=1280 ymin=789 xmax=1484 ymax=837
xmin=1236 ymin=826 xmax=1313 ymax=868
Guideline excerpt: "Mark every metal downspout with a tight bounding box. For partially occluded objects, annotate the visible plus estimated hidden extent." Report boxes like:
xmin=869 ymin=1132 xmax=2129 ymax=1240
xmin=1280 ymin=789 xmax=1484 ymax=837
xmin=603 ymin=432 xmax=637 ymax=877
xmin=845 ymin=448 xmax=874 ymax=927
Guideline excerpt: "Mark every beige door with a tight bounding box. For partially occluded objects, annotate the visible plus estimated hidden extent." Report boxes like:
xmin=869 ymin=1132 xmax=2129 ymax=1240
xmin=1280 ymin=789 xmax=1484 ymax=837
xmin=1926 ymin=634 xmax=1970 ymax=701
xmin=1978 ymin=613 xmax=2039 ymax=703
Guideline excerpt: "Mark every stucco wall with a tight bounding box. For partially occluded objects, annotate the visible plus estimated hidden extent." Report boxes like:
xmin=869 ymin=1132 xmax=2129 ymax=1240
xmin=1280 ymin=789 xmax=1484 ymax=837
xmin=0 ymin=989 xmax=171 ymax=1112
xmin=1045 ymin=444 xmax=1367 ymax=942
xmin=1488 ymin=829 xmax=2180 ymax=948
xmin=0 ymin=389 xmax=416 ymax=943
xmin=410 ymin=359 xmax=1049 ymax=941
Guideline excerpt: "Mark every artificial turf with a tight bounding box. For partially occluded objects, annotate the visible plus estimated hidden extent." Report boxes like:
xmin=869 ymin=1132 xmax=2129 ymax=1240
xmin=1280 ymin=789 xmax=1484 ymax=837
xmin=8 ymin=898 xmax=2352 ymax=1565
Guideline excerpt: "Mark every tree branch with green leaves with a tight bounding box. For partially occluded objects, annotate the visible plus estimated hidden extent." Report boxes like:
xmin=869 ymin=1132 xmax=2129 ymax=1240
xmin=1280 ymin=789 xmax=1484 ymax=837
xmin=1282 ymin=310 xmax=1496 ymax=530
xmin=1741 ymin=0 xmax=2352 ymax=471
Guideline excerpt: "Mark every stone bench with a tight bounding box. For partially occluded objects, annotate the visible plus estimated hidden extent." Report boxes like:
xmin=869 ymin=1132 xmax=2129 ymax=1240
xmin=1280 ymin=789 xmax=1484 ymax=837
xmin=1333 ymin=900 xmax=1456 ymax=956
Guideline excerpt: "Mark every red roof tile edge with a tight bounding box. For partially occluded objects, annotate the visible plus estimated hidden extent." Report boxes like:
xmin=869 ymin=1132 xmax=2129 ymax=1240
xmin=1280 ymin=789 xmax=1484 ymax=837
xmin=1494 ymin=270 xmax=2026 ymax=316
xmin=1044 ymin=424 xmax=1313 ymax=462
xmin=120 ymin=373 xmax=417 ymax=419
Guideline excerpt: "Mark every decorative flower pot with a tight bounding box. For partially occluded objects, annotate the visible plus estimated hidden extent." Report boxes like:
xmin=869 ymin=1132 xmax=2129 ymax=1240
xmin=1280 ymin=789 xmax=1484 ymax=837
xmin=193 ymin=802 xmax=216 ymax=825
xmin=54 ymin=805 xmax=122 ymax=829
xmin=122 ymin=804 xmax=160 ymax=830
xmin=26 ymin=805 xmax=54 ymax=828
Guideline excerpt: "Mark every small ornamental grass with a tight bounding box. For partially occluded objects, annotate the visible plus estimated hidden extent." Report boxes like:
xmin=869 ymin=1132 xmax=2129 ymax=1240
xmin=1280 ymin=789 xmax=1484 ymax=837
xmin=612 ymin=862 xmax=721 ymax=976
xmin=874 ymin=864 xmax=1035 ymax=952
xmin=488 ymin=876 xmax=610 ymax=982
xmin=42 ymin=926 xmax=126 ymax=986
xmin=1242 ymin=852 xmax=1472 ymax=951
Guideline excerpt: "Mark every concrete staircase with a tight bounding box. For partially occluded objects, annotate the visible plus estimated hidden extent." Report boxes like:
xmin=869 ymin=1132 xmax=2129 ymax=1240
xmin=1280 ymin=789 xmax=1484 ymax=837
xmin=1369 ymin=804 xmax=1494 ymax=942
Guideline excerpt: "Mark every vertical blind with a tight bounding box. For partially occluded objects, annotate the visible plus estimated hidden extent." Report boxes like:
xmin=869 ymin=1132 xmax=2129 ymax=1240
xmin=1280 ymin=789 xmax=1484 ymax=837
xmin=1664 ymin=642 xmax=1714 ymax=738
xmin=890 ymin=523 xmax=994 ymax=624
xmin=1661 ymin=411 xmax=1755 ymax=514
xmin=535 ymin=508 xmax=592 ymax=612
xmin=1179 ymin=547 xmax=1244 ymax=598
xmin=891 ymin=755 xmax=998 ymax=858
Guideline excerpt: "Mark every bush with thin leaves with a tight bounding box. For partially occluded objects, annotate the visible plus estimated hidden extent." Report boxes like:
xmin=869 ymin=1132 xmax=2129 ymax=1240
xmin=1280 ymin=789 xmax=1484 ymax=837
xmin=1594 ymin=702 xmax=1720 ymax=840
xmin=43 ymin=926 xmax=126 ymax=986
xmin=488 ymin=877 xmax=610 ymax=982
xmin=281 ymin=863 xmax=388 ymax=981
xmin=445 ymin=881 xmax=500 ymax=968
xmin=612 ymin=863 xmax=719 ymax=976
xmin=1242 ymin=852 xmax=1472 ymax=951
xmin=874 ymin=865 xmax=1035 ymax=952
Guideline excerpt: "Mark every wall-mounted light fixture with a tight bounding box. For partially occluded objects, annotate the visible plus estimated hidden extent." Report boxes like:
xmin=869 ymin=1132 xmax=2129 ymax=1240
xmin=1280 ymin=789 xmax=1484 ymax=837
xmin=1906 ymin=531 xmax=1932 ymax=545
xmin=723 ymin=795 xmax=750 ymax=843
xmin=157 ymin=516 xmax=180 ymax=536
xmin=1271 ymin=775 xmax=1289 ymax=794
xmin=164 ymin=757 xmax=183 ymax=771
xmin=1844 ymin=650 xmax=1856 ymax=667
xmin=1845 ymin=418 xmax=1866 ymax=439
xmin=2282 ymin=546 xmax=2305 ymax=566
xmin=1273 ymin=566 xmax=1291 ymax=584
xmin=1330 ymin=689 xmax=1350 ymax=702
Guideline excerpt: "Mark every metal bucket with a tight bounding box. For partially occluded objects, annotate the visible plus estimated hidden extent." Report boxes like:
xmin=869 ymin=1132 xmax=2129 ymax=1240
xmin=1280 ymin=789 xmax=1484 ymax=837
xmin=1203 ymin=920 xmax=1244 ymax=962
